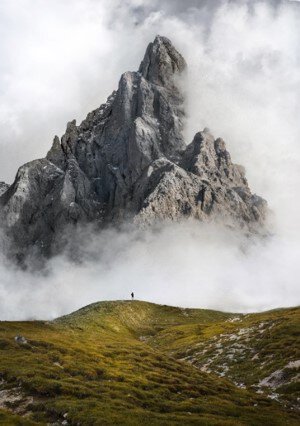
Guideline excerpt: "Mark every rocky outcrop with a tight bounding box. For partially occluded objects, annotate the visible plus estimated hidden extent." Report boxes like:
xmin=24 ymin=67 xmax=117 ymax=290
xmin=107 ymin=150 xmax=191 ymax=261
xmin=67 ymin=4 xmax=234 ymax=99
xmin=135 ymin=129 xmax=266 ymax=227
xmin=0 ymin=182 xmax=9 ymax=197
xmin=0 ymin=36 xmax=267 ymax=261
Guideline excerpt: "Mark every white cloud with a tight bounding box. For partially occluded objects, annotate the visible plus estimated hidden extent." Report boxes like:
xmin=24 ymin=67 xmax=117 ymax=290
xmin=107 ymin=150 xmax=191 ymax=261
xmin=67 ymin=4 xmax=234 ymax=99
xmin=0 ymin=0 xmax=299 ymax=319
xmin=0 ymin=222 xmax=298 ymax=320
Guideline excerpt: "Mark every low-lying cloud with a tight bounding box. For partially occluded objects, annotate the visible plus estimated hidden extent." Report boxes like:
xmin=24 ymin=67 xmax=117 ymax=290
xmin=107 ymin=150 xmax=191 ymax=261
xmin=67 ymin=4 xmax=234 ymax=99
xmin=0 ymin=222 xmax=299 ymax=320
xmin=0 ymin=0 xmax=299 ymax=319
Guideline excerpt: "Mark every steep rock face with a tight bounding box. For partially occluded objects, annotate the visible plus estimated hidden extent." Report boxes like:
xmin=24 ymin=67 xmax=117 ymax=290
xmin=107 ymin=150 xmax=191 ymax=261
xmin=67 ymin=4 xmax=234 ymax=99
xmin=134 ymin=130 xmax=266 ymax=227
xmin=0 ymin=36 xmax=267 ymax=260
xmin=0 ymin=182 xmax=9 ymax=197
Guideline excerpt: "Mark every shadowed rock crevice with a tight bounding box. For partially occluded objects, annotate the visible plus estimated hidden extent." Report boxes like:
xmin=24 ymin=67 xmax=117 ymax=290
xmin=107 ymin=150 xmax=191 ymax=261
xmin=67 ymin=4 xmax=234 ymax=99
xmin=0 ymin=35 xmax=267 ymax=261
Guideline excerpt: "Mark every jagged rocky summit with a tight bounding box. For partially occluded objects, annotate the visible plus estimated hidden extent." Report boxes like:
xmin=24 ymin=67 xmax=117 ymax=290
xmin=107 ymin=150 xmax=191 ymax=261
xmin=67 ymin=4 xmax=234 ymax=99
xmin=0 ymin=182 xmax=9 ymax=197
xmin=0 ymin=36 xmax=267 ymax=260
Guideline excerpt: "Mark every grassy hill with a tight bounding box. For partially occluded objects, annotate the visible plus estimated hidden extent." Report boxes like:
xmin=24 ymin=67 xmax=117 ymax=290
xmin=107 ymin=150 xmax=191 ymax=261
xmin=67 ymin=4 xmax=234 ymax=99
xmin=0 ymin=301 xmax=299 ymax=425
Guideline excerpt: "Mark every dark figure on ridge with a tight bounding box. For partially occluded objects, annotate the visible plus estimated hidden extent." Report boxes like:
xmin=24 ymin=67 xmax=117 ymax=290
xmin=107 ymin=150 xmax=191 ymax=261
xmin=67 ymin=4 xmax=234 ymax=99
xmin=131 ymin=292 xmax=134 ymax=300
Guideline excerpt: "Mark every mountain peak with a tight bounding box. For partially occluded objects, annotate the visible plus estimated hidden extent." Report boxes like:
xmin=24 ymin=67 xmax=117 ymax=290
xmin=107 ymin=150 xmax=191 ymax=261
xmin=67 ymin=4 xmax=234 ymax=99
xmin=0 ymin=181 xmax=9 ymax=197
xmin=138 ymin=35 xmax=187 ymax=86
xmin=0 ymin=36 xmax=267 ymax=263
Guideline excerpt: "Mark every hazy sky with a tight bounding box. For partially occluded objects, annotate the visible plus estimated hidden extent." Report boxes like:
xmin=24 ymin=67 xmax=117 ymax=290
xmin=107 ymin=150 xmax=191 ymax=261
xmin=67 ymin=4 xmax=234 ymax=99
xmin=0 ymin=0 xmax=299 ymax=319
xmin=0 ymin=0 xmax=298 ymax=184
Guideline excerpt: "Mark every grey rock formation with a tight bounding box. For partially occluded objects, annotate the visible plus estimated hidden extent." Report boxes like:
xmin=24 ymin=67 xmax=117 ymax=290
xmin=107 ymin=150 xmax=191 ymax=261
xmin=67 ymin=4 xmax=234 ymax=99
xmin=0 ymin=35 xmax=267 ymax=262
xmin=0 ymin=182 xmax=9 ymax=197
xmin=14 ymin=335 xmax=28 ymax=345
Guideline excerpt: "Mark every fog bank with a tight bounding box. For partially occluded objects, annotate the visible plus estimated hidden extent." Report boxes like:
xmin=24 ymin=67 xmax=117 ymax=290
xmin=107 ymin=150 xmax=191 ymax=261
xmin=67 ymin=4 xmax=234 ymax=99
xmin=0 ymin=0 xmax=299 ymax=319
xmin=0 ymin=222 xmax=298 ymax=320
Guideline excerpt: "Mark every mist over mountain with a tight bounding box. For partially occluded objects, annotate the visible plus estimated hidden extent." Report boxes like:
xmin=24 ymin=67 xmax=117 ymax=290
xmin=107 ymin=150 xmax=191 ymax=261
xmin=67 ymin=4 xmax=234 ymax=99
xmin=0 ymin=0 xmax=299 ymax=319
xmin=0 ymin=4 xmax=299 ymax=425
xmin=0 ymin=36 xmax=267 ymax=264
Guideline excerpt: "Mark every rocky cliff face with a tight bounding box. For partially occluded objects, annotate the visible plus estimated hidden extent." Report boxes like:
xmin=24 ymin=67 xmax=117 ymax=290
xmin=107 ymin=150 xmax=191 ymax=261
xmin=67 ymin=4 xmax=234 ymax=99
xmin=0 ymin=36 xmax=267 ymax=261
xmin=0 ymin=182 xmax=9 ymax=197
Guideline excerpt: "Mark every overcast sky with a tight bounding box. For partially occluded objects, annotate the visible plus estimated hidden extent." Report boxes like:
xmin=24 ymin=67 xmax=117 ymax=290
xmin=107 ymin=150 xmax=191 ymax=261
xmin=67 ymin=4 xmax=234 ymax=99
xmin=0 ymin=0 xmax=299 ymax=319
xmin=0 ymin=0 xmax=298 ymax=184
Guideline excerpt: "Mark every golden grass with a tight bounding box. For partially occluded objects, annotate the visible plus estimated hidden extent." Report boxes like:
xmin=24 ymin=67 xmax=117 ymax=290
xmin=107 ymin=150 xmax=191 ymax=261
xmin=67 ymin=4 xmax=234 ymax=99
xmin=0 ymin=301 xmax=299 ymax=425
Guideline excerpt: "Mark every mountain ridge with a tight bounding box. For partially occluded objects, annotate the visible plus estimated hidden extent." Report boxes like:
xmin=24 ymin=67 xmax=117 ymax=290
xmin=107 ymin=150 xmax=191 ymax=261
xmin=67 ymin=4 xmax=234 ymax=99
xmin=0 ymin=35 xmax=267 ymax=262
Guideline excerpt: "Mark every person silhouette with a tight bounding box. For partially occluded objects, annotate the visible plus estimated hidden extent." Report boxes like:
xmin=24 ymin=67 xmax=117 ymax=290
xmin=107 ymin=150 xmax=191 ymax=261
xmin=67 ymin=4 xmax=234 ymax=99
xmin=131 ymin=292 xmax=134 ymax=300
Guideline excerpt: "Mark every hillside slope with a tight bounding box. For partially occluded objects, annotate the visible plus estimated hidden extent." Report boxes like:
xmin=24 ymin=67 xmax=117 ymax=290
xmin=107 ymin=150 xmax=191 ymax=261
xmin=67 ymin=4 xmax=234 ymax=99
xmin=0 ymin=301 xmax=299 ymax=425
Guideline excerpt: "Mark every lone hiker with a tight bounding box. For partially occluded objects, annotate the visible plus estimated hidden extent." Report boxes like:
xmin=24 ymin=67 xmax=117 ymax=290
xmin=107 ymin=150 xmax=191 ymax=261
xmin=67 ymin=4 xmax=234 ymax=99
xmin=131 ymin=292 xmax=134 ymax=300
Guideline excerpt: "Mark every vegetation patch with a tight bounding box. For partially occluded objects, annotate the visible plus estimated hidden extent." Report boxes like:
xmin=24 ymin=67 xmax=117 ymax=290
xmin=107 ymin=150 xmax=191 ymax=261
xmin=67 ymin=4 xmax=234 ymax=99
xmin=0 ymin=301 xmax=299 ymax=425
